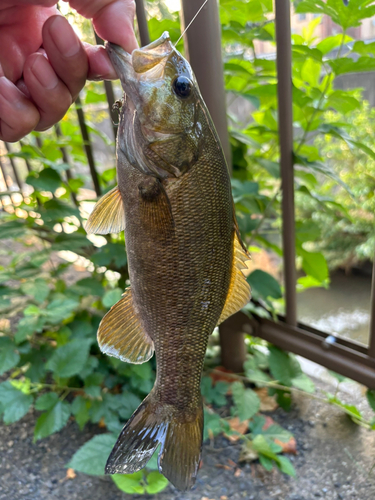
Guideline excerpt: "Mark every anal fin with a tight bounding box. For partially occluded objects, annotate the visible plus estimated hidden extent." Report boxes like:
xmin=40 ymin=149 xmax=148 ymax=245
xmin=217 ymin=232 xmax=251 ymax=325
xmin=98 ymin=288 xmax=154 ymax=364
xmin=85 ymin=186 xmax=125 ymax=235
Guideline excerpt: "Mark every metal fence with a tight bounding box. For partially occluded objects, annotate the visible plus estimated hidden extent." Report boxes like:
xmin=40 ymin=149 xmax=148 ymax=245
xmin=1 ymin=0 xmax=374 ymax=388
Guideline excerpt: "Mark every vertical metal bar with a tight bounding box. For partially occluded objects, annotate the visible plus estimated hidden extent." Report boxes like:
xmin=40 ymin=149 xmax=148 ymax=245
xmin=35 ymin=136 xmax=43 ymax=149
xmin=275 ymin=0 xmax=297 ymax=326
xmin=75 ymin=95 xmax=101 ymax=197
xmin=54 ymin=124 xmax=79 ymax=208
xmin=180 ymin=0 xmax=232 ymax=168
xmin=18 ymin=141 xmax=32 ymax=173
xmin=0 ymin=156 xmax=17 ymax=205
xmin=94 ymin=32 xmax=118 ymax=141
xmin=368 ymin=256 xmax=375 ymax=358
xmin=181 ymin=0 xmax=244 ymax=372
xmin=135 ymin=0 xmax=151 ymax=46
xmin=4 ymin=143 xmax=23 ymax=197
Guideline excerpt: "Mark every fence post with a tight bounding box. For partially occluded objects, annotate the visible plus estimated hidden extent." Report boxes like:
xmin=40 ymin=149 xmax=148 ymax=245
xmin=75 ymin=96 xmax=101 ymax=197
xmin=135 ymin=0 xmax=151 ymax=46
xmin=181 ymin=0 xmax=247 ymax=372
xmin=275 ymin=0 xmax=297 ymax=326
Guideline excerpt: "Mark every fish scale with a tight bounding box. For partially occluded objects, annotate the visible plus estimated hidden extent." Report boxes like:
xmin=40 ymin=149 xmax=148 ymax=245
xmin=85 ymin=32 xmax=251 ymax=490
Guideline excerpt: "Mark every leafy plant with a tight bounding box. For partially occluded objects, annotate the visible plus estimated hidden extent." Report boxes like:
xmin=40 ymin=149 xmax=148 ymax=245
xmin=1 ymin=0 xmax=375 ymax=494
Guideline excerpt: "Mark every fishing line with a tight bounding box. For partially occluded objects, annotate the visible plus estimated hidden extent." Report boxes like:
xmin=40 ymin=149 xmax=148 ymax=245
xmin=175 ymin=0 xmax=210 ymax=47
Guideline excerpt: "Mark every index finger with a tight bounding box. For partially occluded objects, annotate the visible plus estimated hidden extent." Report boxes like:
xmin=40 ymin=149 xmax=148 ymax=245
xmin=68 ymin=0 xmax=138 ymax=52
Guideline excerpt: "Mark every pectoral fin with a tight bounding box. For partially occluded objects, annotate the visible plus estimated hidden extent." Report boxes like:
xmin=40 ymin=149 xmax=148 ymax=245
xmin=85 ymin=186 xmax=125 ymax=235
xmin=98 ymin=288 xmax=154 ymax=364
xmin=217 ymin=232 xmax=251 ymax=325
xmin=138 ymin=177 xmax=175 ymax=240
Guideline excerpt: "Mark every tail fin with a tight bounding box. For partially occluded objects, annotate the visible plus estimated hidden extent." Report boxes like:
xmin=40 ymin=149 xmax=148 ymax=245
xmin=105 ymin=394 xmax=203 ymax=491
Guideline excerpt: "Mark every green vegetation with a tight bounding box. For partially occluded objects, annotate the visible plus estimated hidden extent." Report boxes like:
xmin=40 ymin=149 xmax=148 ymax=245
xmin=1 ymin=0 xmax=375 ymax=494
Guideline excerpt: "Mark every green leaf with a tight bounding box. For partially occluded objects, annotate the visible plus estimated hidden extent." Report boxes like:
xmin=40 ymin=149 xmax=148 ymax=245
xmin=366 ymin=389 xmax=375 ymax=413
xmin=116 ymin=391 xmax=142 ymax=420
xmin=42 ymin=199 xmax=79 ymax=220
xmin=21 ymin=278 xmax=49 ymax=303
xmin=52 ymin=233 xmax=91 ymax=252
xmin=329 ymin=56 xmax=375 ymax=76
xmin=259 ymin=454 xmax=274 ymax=471
xmin=252 ymin=434 xmax=281 ymax=460
xmin=145 ymin=471 xmax=169 ymax=494
xmin=277 ymin=455 xmax=296 ymax=477
xmin=0 ymin=220 xmax=26 ymax=239
xmin=0 ymin=381 xmax=33 ymax=424
xmin=255 ymin=158 xmax=280 ymax=178
xmin=353 ymin=40 xmax=375 ymax=56
xmin=71 ymin=395 xmax=91 ymax=430
xmin=203 ymin=409 xmax=223 ymax=440
xmin=44 ymin=298 xmax=79 ymax=324
xmin=35 ymin=392 xmax=59 ymax=411
xmin=250 ymin=415 xmax=293 ymax=443
xmin=319 ymin=123 xmax=375 ymax=162
xmin=70 ymin=277 xmax=104 ymax=297
xmin=0 ymin=338 xmax=20 ymax=376
xmin=247 ymin=270 xmax=282 ymax=300
xmin=102 ymin=288 xmax=123 ymax=308
xmin=268 ymin=346 xmax=302 ymax=386
xmin=91 ymin=242 xmax=127 ymax=268
xmin=34 ymin=400 xmax=71 ymax=441
xmin=327 ymin=91 xmax=360 ymax=114
xmin=294 ymin=154 xmax=353 ymax=194
xmin=26 ymin=168 xmax=62 ymax=192
xmin=46 ymin=338 xmax=92 ymax=378
xmin=146 ymin=449 xmax=159 ymax=471
xmin=316 ymin=34 xmax=352 ymax=55
xmin=15 ymin=315 xmax=45 ymax=344
xmin=296 ymin=0 xmax=375 ymax=30
xmin=291 ymin=374 xmax=315 ymax=393
xmin=232 ymin=381 xmax=260 ymax=421
xmin=67 ymin=434 xmax=117 ymax=475
xmin=299 ymin=249 xmax=329 ymax=283
xmin=85 ymin=89 xmax=106 ymax=104
xmin=301 ymin=58 xmax=321 ymax=87
xmin=112 ymin=472 xmax=145 ymax=494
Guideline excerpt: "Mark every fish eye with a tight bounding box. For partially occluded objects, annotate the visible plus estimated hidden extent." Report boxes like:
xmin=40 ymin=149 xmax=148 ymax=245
xmin=172 ymin=76 xmax=192 ymax=99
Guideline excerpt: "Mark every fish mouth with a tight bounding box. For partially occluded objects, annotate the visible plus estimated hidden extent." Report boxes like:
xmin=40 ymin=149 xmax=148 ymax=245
xmin=105 ymin=32 xmax=174 ymax=91
xmin=106 ymin=32 xmax=179 ymax=139
xmin=105 ymin=41 xmax=134 ymax=84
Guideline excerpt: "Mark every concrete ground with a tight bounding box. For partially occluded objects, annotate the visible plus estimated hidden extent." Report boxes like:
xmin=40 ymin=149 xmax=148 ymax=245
xmin=0 ymin=375 xmax=374 ymax=500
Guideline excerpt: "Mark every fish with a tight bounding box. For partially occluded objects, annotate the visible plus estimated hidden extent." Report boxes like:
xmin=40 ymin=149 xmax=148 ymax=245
xmin=85 ymin=32 xmax=251 ymax=491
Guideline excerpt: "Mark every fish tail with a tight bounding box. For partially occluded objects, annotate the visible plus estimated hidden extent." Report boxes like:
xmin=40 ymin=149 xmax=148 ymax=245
xmin=105 ymin=393 xmax=203 ymax=491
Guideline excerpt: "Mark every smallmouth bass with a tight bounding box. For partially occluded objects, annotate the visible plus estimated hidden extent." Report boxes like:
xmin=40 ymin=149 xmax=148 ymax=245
xmin=86 ymin=32 xmax=251 ymax=491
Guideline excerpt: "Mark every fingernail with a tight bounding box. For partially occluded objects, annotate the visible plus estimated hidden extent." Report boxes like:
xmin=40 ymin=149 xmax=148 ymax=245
xmin=0 ymin=76 xmax=21 ymax=103
xmin=50 ymin=16 xmax=80 ymax=57
xmin=30 ymin=56 xmax=58 ymax=90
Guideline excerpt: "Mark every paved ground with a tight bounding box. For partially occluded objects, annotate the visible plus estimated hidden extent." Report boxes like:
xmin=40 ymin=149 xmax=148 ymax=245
xmin=0 ymin=378 xmax=374 ymax=500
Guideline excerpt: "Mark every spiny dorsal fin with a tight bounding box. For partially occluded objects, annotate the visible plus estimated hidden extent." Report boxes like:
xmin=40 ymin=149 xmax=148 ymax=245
xmin=98 ymin=288 xmax=154 ymax=364
xmin=217 ymin=231 xmax=251 ymax=326
xmin=85 ymin=186 xmax=125 ymax=235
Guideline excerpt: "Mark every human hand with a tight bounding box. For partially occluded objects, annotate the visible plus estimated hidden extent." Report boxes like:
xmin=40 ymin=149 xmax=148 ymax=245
xmin=0 ymin=0 xmax=138 ymax=142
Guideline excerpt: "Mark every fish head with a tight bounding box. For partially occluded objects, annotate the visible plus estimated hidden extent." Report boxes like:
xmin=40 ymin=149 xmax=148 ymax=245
xmin=106 ymin=32 xmax=204 ymax=178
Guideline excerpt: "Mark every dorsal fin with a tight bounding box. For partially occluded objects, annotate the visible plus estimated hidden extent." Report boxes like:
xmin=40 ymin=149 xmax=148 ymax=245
xmin=98 ymin=288 xmax=154 ymax=364
xmin=217 ymin=231 xmax=251 ymax=326
xmin=85 ymin=186 xmax=125 ymax=235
